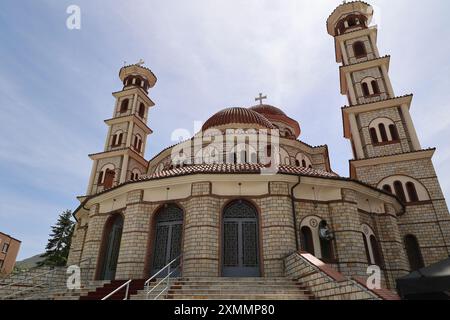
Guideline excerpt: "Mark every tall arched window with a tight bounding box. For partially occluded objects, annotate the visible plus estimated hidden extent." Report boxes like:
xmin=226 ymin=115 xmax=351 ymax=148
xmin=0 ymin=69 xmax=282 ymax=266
xmin=138 ymin=103 xmax=145 ymax=118
xmin=362 ymin=82 xmax=370 ymax=96
xmin=394 ymin=180 xmax=407 ymax=202
xmin=370 ymin=235 xmax=384 ymax=267
xmin=133 ymin=134 xmax=142 ymax=152
xmin=383 ymin=184 xmax=393 ymax=194
xmin=120 ymin=99 xmax=129 ymax=113
xmin=362 ymin=235 xmax=371 ymax=264
xmin=295 ymin=159 xmax=300 ymax=167
xmin=406 ymin=182 xmax=419 ymax=202
xmin=371 ymin=80 xmax=380 ymax=94
xmin=353 ymin=41 xmax=367 ymax=57
xmin=103 ymin=169 xmax=115 ymax=189
xmin=389 ymin=124 xmax=399 ymax=141
xmin=300 ymin=226 xmax=315 ymax=255
xmin=378 ymin=123 xmax=388 ymax=142
xmin=302 ymin=160 xmax=307 ymax=167
xmin=111 ymin=131 xmax=123 ymax=147
xmin=404 ymin=235 xmax=424 ymax=271
xmin=369 ymin=127 xmax=378 ymax=144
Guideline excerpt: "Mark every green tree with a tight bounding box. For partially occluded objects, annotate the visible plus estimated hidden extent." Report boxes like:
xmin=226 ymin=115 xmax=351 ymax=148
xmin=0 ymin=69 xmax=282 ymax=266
xmin=40 ymin=210 xmax=75 ymax=267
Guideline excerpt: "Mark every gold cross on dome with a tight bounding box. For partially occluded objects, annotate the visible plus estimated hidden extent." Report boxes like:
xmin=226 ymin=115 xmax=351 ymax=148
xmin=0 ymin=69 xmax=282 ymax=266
xmin=255 ymin=93 xmax=267 ymax=105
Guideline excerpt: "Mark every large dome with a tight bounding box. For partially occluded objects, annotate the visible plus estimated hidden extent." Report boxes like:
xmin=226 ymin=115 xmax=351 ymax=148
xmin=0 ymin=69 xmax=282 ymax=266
xmin=202 ymin=107 xmax=276 ymax=131
xmin=249 ymin=104 xmax=287 ymax=117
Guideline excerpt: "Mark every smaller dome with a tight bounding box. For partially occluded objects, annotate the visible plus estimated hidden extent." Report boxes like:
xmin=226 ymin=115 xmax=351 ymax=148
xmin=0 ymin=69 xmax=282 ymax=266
xmin=249 ymin=104 xmax=287 ymax=117
xmin=202 ymin=107 xmax=275 ymax=131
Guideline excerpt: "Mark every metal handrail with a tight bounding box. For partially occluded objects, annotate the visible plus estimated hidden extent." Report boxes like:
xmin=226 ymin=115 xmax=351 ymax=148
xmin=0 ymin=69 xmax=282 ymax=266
xmin=145 ymin=254 xmax=182 ymax=300
xmin=101 ymin=279 xmax=132 ymax=300
xmin=144 ymin=254 xmax=182 ymax=287
xmin=148 ymin=267 xmax=179 ymax=300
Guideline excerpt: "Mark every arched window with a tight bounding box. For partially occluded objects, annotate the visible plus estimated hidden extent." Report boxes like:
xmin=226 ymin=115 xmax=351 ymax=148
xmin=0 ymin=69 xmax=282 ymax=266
xmin=369 ymin=127 xmax=378 ymax=144
xmin=97 ymin=171 xmax=104 ymax=185
xmin=389 ymin=124 xmax=399 ymax=141
xmin=295 ymin=159 xmax=300 ymax=167
xmin=383 ymin=184 xmax=393 ymax=194
xmin=133 ymin=134 xmax=142 ymax=152
xmin=362 ymin=235 xmax=371 ymax=264
xmin=371 ymin=80 xmax=380 ymax=94
xmin=370 ymin=235 xmax=383 ymax=267
xmin=348 ymin=17 xmax=357 ymax=27
xmin=404 ymin=235 xmax=424 ymax=271
xmin=130 ymin=169 xmax=140 ymax=180
xmin=353 ymin=41 xmax=367 ymax=58
xmin=120 ymin=99 xmax=129 ymax=113
xmin=406 ymin=182 xmax=419 ymax=202
xmin=135 ymin=78 xmax=142 ymax=87
xmin=138 ymin=103 xmax=145 ymax=118
xmin=103 ymin=169 xmax=115 ymax=189
xmin=378 ymin=123 xmax=388 ymax=142
xmin=319 ymin=220 xmax=334 ymax=262
xmin=302 ymin=160 xmax=307 ymax=167
xmin=300 ymin=226 xmax=314 ymax=255
xmin=362 ymin=82 xmax=370 ymax=96
xmin=394 ymin=181 xmax=407 ymax=203
xmin=111 ymin=131 xmax=123 ymax=147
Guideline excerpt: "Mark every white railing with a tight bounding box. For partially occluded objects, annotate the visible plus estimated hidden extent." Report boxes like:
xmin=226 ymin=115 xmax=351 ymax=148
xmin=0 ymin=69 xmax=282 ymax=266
xmin=145 ymin=255 xmax=182 ymax=300
xmin=101 ymin=279 xmax=132 ymax=300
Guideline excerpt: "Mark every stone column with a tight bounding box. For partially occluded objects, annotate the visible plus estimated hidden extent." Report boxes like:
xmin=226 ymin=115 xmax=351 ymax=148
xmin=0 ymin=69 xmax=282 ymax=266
xmin=400 ymin=104 xmax=421 ymax=151
xmin=329 ymin=189 xmax=367 ymax=278
xmin=340 ymin=41 xmax=349 ymax=65
xmin=381 ymin=64 xmax=395 ymax=97
xmin=345 ymin=73 xmax=357 ymax=105
xmin=115 ymin=190 xmax=153 ymax=280
xmin=349 ymin=113 xmax=364 ymax=159
xmin=258 ymin=182 xmax=297 ymax=277
xmin=80 ymin=204 xmax=108 ymax=280
xmin=374 ymin=204 xmax=410 ymax=289
xmin=182 ymin=182 xmax=220 ymax=277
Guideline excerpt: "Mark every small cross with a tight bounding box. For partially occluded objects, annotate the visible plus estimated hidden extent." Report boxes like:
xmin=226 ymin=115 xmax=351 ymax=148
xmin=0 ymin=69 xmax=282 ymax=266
xmin=255 ymin=93 xmax=267 ymax=105
xmin=136 ymin=59 xmax=145 ymax=66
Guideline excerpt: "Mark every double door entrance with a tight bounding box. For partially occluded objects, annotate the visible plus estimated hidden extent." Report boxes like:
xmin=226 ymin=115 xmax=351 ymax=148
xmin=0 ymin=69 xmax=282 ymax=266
xmin=150 ymin=201 xmax=261 ymax=278
xmin=222 ymin=201 xmax=260 ymax=277
xmin=151 ymin=205 xmax=183 ymax=276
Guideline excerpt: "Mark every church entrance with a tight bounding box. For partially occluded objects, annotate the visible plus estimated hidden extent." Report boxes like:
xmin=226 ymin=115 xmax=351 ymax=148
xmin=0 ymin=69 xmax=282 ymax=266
xmin=222 ymin=200 xmax=260 ymax=277
xmin=99 ymin=214 xmax=123 ymax=280
xmin=151 ymin=204 xmax=183 ymax=276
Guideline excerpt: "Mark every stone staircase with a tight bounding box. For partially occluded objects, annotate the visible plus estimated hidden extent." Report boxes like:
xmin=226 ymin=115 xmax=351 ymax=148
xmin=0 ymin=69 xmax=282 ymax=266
xmin=130 ymin=277 xmax=315 ymax=300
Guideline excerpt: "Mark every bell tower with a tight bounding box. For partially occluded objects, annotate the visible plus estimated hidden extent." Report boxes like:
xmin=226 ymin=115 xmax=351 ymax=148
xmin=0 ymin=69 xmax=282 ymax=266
xmin=86 ymin=63 xmax=157 ymax=195
xmin=327 ymin=1 xmax=450 ymax=268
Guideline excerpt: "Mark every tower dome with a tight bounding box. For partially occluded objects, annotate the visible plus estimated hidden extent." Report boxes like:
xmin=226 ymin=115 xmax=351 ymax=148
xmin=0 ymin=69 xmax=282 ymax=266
xmin=202 ymin=107 xmax=275 ymax=131
xmin=249 ymin=104 xmax=301 ymax=139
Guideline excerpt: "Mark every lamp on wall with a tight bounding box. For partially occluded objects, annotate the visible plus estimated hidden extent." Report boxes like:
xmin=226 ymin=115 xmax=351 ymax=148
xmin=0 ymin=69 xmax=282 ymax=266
xmin=238 ymin=183 xmax=242 ymax=204
xmin=164 ymin=187 xmax=170 ymax=208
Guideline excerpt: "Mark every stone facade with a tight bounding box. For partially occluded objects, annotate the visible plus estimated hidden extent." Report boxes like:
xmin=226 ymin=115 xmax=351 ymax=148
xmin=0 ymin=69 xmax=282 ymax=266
xmin=67 ymin=1 xmax=450 ymax=300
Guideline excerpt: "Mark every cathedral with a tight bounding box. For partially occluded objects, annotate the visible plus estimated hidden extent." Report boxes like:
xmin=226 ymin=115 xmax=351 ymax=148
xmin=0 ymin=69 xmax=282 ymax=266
xmin=68 ymin=1 xmax=450 ymax=298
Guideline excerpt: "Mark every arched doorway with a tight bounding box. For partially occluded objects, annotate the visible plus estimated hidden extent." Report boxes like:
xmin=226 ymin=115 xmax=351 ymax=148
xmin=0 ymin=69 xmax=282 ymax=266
xmin=99 ymin=214 xmax=124 ymax=280
xmin=150 ymin=204 xmax=184 ymax=276
xmin=222 ymin=200 xmax=260 ymax=277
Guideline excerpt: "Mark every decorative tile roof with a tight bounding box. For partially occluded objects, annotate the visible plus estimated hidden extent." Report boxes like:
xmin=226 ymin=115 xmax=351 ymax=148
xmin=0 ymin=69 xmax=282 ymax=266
xmin=142 ymin=163 xmax=339 ymax=180
xmin=202 ymin=107 xmax=276 ymax=131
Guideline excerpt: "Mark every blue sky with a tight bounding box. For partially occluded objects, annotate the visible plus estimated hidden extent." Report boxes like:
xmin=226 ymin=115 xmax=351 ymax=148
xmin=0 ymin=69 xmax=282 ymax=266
xmin=1 ymin=0 xmax=449 ymax=260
